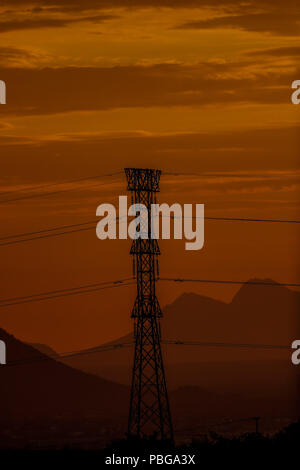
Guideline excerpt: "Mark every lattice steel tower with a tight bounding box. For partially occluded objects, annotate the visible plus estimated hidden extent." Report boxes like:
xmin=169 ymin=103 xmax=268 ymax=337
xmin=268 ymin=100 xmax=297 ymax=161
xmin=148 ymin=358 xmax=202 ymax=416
xmin=125 ymin=168 xmax=173 ymax=441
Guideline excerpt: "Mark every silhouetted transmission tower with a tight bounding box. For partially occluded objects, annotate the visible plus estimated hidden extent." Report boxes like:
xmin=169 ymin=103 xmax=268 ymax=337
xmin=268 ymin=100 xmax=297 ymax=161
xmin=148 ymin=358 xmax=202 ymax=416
xmin=125 ymin=168 xmax=173 ymax=441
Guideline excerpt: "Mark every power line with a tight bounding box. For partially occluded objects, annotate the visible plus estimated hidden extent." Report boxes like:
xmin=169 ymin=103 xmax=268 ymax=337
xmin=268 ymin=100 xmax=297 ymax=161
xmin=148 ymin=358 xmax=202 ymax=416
xmin=162 ymin=340 xmax=290 ymax=350
xmin=0 ymin=180 xmax=116 ymax=205
xmin=205 ymin=216 xmax=300 ymax=224
xmin=0 ymin=220 xmax=97 ymax=242
xmin=0 ymin=171 xmax=122 ymax=198
xmin=6 ymin=337 xmax=291 ymax=370
xmin=158 ymin=277 xmax=300 ymax=288
xmin=0 ymin=278 xmax=134 ymax=308
xmin=0 ymin=277 xmax=133 ymax=304
xmin=1 ymin=214 xmax=299 ymax=248
xmin=0 ymin=217 xmax=122 ymax=247
xmin=0 ymin=224 xmax=96 ymax=247
xmin=0 ymin=276 xmax=299 ymax=309
xmin=2 ymin=169 xmax=298 ymax=201
xmin=0 ymin=171 xmax=122 ymax=205
xmin=6 ymin=341 xmax=134 ymax=368
xmin=2 ymin=170 xmax=296 ymax=199
xmin=164 ymin=171 xmax=300 ymax=179
xmin=0 ymin=216 xmax=126 ymax=247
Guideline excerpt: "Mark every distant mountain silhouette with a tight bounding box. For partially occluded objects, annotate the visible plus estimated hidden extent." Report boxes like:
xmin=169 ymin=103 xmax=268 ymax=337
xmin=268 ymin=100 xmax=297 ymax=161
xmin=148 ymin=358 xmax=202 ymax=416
xmin=60 ymin=279 xmax=299 ymax=373
xmin=162 ymin=278 xmax=299 ymax=347
xmin=28 ymin=342 xmax=58 ymax=358
xmin=0 ymin=328 xmax=129 ymax=427
xmin=58 ymin=280 xmax=299 ymax=419
xmin=0 ymin=317 xmax=298 ymax=447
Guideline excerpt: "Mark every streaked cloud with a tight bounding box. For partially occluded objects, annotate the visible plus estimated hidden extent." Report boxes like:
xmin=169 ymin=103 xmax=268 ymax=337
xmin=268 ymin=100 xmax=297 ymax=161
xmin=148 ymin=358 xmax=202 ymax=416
xmin=0 ymin=13 xmax=118 ymax=34
xmin=246 ymin=46 xmax=300 ymax=58
xmin=0 ymin=46 xmax=51 ymax=67
xmin=0 ymin=60 xmax=297 ymax=116
xmin=175 ymin=11 xmax=300 ymax=36
xmin=0 ymin=126 xmax=299 ymax=172
xmin=1 ymin=1 xmax=299 ymax=38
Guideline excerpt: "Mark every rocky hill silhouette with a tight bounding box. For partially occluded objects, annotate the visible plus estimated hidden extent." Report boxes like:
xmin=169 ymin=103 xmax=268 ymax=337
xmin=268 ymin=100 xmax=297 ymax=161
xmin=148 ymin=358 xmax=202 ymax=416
xmin=0 ymin=276 xmax=299 ymax=447
xmin=28 ymin=342 xmax=58 ymax=358
xmin=0 ymin=328 xmax=129 ymax=427
xmin=58 ymin=280 xmax=300 ymax=421
xmin=59 ymin=279 xmax=299 ymax=374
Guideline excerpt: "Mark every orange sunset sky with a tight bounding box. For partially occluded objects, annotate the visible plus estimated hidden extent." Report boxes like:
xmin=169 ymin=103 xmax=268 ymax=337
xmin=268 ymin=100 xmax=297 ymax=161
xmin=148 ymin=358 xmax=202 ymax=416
xmin=0 ymin=1 xmax=299 ymax=351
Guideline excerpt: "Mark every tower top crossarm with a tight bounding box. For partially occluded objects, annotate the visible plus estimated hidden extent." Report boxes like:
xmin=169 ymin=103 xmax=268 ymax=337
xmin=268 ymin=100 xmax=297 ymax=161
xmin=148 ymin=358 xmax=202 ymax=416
xmin=124 ymin=168 xmax=161 ymax=192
